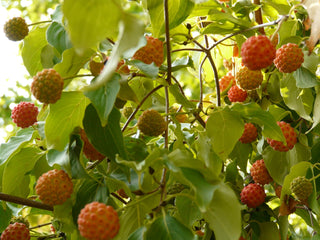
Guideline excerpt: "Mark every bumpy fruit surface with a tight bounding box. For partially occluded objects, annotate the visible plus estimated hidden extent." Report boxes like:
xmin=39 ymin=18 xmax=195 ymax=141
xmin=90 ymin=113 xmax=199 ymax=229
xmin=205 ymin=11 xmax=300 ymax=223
xmin=274 ymin=43 xmax=304 ymax=73
xmin=3 ymin=17 xmax=29 ymax=41
xmin=241 ymin=35 xmax=276 ymax=70
xmin=267 ymin=121 xmax=297 ymax=152
xmin=290 ymin=176 xmax=313 ymax=201
xmin=170 ymin=107 xmax=188 ymax=123
xmin=79 ymin=128 xmax=105 ymax=161
xmin=219 ymin=74 xmax=235 ymax=92
xmin=239 ymin=123 xmax=258 ymax=144
xmin=235 ymin=66 xmax=263 ymax=90
xmin=11 ymin=102 xmax=38 ymax=128
xmin=122 ymin=106 xmax=134 ymax=119
xmin=78 ymin=202 xmax=120 ymax=240
xmin=137 ymin=109 xmax=167 ymax=136
xmin=31 ymin=69 xmax=64 ymax=104
xmin=132 ymin=36 xmax=164 ymax=67
xmin=228 ymin=85 xmax=247 ymax=102
xmin=240 ymin=183 xmax=266 ymax=208
xmin=1 ymin=222 xmax=30 ymax=240
xmin=250 ymin=159 xmax=273 ymax=185
xmin=35 ymin=169 xmax=73 ymax=206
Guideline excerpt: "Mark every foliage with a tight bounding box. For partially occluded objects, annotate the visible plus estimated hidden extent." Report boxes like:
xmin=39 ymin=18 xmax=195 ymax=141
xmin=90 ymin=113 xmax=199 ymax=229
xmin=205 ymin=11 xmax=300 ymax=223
xmin=1 ymin=0 xmax=320 ymax=240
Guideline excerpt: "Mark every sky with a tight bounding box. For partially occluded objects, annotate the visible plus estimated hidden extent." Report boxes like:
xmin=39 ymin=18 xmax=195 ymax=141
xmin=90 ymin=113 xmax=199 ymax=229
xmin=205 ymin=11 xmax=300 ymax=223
xmin=0 ymin=6 xmax=30 ymax=143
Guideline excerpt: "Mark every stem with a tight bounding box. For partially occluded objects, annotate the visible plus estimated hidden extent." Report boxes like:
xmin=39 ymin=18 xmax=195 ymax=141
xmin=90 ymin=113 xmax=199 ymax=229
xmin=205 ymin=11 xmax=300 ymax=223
xmin=122 ymin=85 xmax=164 ymax=132
xmin=253 ymin=0 xmax=265 ymax=35
xmin=209 ymin=15 xmax=289 ymax=51
xmin=206 ymin=53 xmax=221 ymax=106
xmin=0 ymin=192 xmax=53 ymax=211
xmin=198 ymin=56 xmax=208 ymax=110
xmin=164 ymin=0 xmax=172 ymax=85
xmin=111 ymin=192 xmax=128 ymax=205
xmin=165 ymin=86 xmax=169 ymax=149
xmin=27 ymin=20 xmax=52 ymax=27
xmin=171 ymin=48 xmax=204 ymax=53
xmin=29 ymin=222 xmax=52 ymax=230
xmin=63 ymin=74 xmax=93 ymax=81
xmin=159 ymin=168 xmax=168 ymax=205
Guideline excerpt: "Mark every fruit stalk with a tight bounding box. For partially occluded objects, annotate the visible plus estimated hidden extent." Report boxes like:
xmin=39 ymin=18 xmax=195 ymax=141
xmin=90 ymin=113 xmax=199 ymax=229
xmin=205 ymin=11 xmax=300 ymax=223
xmin=0 ymin=192 xmax=53 ymax=211
xmin=253 ymin=0 xmax=265 ymax=35
xmin=164 ymin=0 xmax=172 ymax=85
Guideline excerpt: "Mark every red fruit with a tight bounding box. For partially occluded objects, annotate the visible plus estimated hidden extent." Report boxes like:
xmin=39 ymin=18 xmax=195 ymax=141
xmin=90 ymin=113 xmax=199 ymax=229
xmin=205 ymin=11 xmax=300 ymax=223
xmin=219 ymin=74 xmax=235 ymax=92
xmin=267 ymin=121 xmax=297 ymax=152
xmin=31 ymin=68 xmax=64 ymax=104
xmin=239 ymin=123 xmax=258 ymax=144
xmin=250 ymin=159 xmax=273 ymax=185
xmin=235 ymin=66 xmax=263 ymax=90
xmin=79 ymin=128 xmax=105 ymax=161
xmin=11 ymin=102 xmax=38 ymax=128
xmin=241 ymin=35 xmax=276 ymax=70
xmin=240 ymin=183 xmax=266 ymax=208
xmin=35 ymin=169 xmax=73 ymax=206
xmin=274 ymin=43 xmax=304 ymax=73
xmin=227 ymin=85 xmax=247 ymax=102
xmin=132 ymin=36 xmax=164 ymax=67
xmin=1 ymin=222 xmax=30 ymax=240
xmin=78 ymin=202 xmax=120 ymax=240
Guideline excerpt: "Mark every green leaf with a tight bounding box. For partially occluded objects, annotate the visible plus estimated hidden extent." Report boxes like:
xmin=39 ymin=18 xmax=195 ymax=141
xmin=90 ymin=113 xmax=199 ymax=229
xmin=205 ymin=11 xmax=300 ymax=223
xmin=46 ymin=21 xmax=72 ymax=54
xmin=2 ymin=147 xmax=45 ymax=197
xmin=72 ymin=178 xmax=109 ymax=225
xmin=22 ymin=25 xmax=49 ymax=76
xmin=169 ymin=84 xmax=196 ymax=110
xmin=114 ymin=192 xmax=161 ymax=240
xmin=294 ymin=67 xmax=319 ymax=88
xmin=147 ymin=0 xmax=194 ymax=37
xmin=280 ymin=74 xmax=313 ymax=121
xmin=206 ymin=107 xmax=244 ymax=160
xmin=180 ymin=168 xmax=219 ymax=211
xmin=202 ymin=182 xmax=241 ymax=240
xmin=128 ymin=227 xmax=147 ymax=240
xmin=45 ymin=91 xmax=90 ymax=151
xmin=229 ymin=141 xmax=252 ymax=172
xmin=124 ymin=137 xmax=149 ymax=162
xmin=308 ymin=92 xmax=320 ymax=133
xmin=145 ymin=214 xmax=196 ymax=240
xmin=47 ymin=146 xmax=69 ymax=169
xmin=62 ymin=0 xmax=121 ymax=53
xmin=85 ymin=13 xmax=145 ymax=90
xmin=0 ymin=202 xmax=12 ymax=232
xmin=85 ymin=74 xmax=120 ymax=126
xmin=175 ymin=195 xmax=202 ymax=228
xmin=54 ymin=48 xmax=95 ymax=80
xmin=129 ymin=60 xmax=159 ymax=79
xmin=0 ymin=128 xmax=35 ymax=165
xmin=232 ymin=102 xmax=285 ymax=141
xmin=170 ymin=56 xmax=194 ymax=72
xmin=258 ymin=222 xmax=280 ymax=240
xmin=262 ymin=143 xmax=310 ymax=185
xmin=83 ymin=104 xmax=127 ymax=160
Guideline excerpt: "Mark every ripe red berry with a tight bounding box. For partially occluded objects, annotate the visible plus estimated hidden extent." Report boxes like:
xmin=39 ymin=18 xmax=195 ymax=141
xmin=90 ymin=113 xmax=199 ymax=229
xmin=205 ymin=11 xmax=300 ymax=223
xmin=79 ymin=128 xmax=105 ymax=161
xmin=35 ymin=169 xmax=73 ymax=206
xmin=132 ymin=36 xmax=164 ymax=67
xmin=267 ymin=121 xmax=297 ymax=152
xmin=219 ymin=74 xmax=235 ymax=92
xmin=274 ymin=43 xmax=304 ymax=73
xmin=31 ymin=68 xmax=64 ymax=104
xmin=240 ymin=183 xmax=266 ymax=208
xmin=239 ymin=123 xmax=258 ymax=144
xmin=3 ymin=17 xmax=29 ymax=41
xmin=1 ymin=222 xmax=30 ymax=240
xmin=227 ymin=85 xmax=247 ymax=102
xmin=250 ymin=159 xmax=273 ymax=185
xmin=241 ymin=35 xmax=276 ymax=70
xmin=11 ymin=102 xmax=38 ymax=128
xmin=78 ymin=202 xmax=120 ymax=240
xmin=235 ymin=66 xmax=263 ymax=90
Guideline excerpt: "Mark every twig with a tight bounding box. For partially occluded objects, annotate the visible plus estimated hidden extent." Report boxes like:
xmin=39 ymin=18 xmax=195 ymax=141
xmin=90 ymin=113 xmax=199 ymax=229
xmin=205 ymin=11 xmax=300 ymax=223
xmin=254 ymin=0 xmax=265 ymax=35
xmin=111 ymin=192 xmax=128 ymax=205
xmin=0 ymin=192 xmax=53 ymax=211
xmin=29 ymin=222 xmax=52 ymax=230
xmin=206 ymin=53 xmax=221 ymax=106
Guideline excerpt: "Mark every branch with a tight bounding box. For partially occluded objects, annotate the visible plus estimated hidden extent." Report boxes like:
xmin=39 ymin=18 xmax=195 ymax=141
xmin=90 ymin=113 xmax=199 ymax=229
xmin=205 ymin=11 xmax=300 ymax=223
xmin=0 ymin=192 xmax=53 ymax=211
xmin=164 ymin=0 xmax=172 ymax=85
